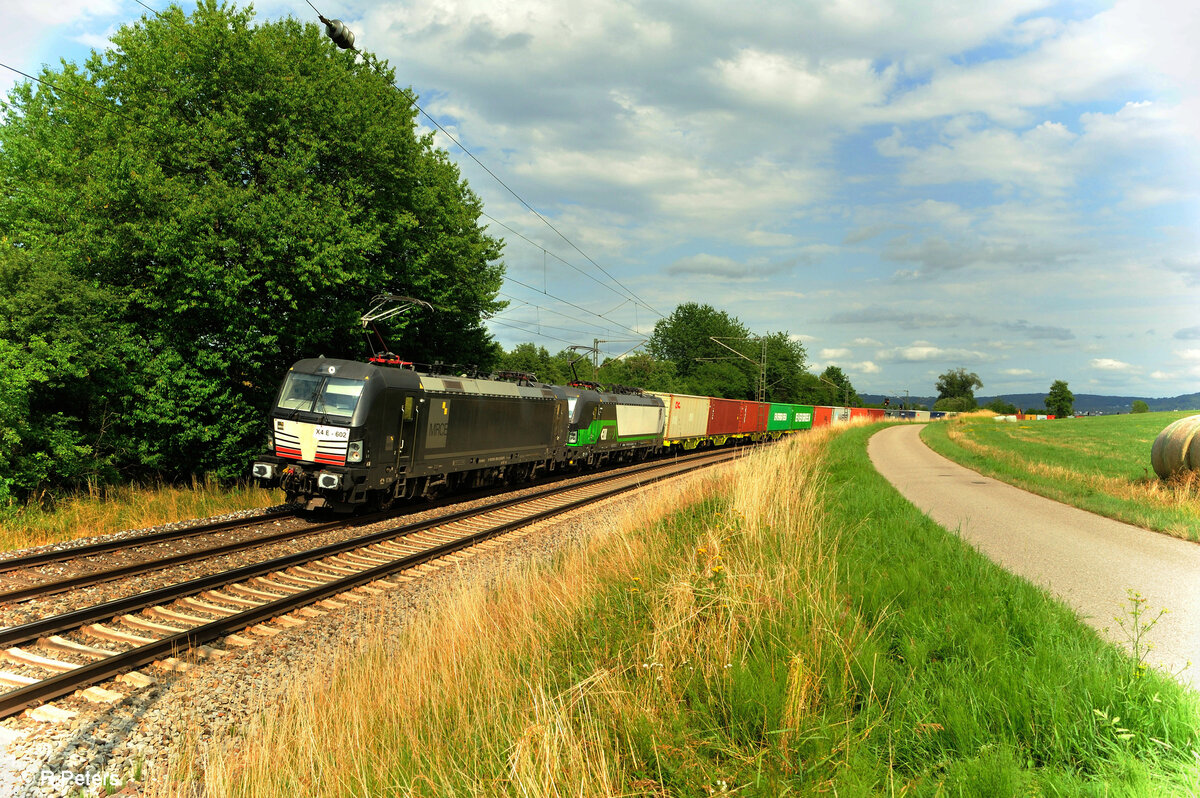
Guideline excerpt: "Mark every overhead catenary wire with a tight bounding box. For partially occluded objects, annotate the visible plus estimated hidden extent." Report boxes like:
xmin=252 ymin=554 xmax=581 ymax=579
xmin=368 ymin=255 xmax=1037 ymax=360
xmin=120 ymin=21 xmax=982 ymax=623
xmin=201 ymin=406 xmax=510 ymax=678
xmin=295 ymin=3 xmax=664 ymax=322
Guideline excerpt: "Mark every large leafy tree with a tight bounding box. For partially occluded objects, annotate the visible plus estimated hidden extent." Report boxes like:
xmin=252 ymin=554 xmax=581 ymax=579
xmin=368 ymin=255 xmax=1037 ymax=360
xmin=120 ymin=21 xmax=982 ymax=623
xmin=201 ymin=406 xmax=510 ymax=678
xmin=647 ymin=303 xmax=752 ymax=380
xmin=1045 ymin=380 xmax=1074 ymax=418
xmin=0 ymin=2 xmax=504 ymax=493
xmin=936 ymin=368 xmax=983 ymax=409
xmin=646 ymin=303 xmax=808 ymax=400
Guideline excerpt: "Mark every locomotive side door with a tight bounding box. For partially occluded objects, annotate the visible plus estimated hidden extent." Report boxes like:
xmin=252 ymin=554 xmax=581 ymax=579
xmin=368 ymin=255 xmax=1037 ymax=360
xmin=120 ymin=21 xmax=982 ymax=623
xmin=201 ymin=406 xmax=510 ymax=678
xmin=397 ymin=394 xmax=419 ymax=471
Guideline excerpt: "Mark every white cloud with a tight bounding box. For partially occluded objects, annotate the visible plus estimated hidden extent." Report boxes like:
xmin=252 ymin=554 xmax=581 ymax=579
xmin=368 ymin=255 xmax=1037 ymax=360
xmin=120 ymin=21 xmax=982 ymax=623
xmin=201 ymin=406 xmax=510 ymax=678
xmin=1002 ymin=368 xmax=1034 ymax=376
xmin=876 ymin=344 xmax=993 ymax=363
xmin=820 ymin=348 xmax=852 ymax=359
xmin=1091 ymin=358 xmax=1135 ymax=371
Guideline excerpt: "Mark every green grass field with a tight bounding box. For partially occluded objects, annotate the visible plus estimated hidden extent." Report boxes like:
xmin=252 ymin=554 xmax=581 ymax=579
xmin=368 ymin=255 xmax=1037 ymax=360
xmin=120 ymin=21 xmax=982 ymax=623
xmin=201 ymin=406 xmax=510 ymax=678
xmin=922 ymin=412 xmax=1200 ymax=541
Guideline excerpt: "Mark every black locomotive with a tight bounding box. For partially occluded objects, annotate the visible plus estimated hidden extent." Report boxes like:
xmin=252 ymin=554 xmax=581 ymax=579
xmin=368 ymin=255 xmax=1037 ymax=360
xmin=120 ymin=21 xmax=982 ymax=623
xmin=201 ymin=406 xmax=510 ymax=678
xmin=251 ymin=356 xmax=666 ymax=511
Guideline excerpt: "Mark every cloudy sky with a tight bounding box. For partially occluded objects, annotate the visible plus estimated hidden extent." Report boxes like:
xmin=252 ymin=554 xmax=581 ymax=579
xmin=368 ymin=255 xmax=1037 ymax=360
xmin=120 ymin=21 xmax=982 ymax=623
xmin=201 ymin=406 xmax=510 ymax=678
xmin=5 ymin=0 xmax=1199 ymax=399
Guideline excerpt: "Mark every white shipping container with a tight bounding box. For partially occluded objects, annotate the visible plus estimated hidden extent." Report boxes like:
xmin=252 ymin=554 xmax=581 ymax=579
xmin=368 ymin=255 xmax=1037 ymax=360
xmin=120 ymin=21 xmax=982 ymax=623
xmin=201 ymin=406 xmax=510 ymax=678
xmin=830 ymin=406 xmax=852 ymax=425
xmin=648 ymin=392 xmax=710 ymax=440
xmin=615 ymin=403 xmax=665 ymax=437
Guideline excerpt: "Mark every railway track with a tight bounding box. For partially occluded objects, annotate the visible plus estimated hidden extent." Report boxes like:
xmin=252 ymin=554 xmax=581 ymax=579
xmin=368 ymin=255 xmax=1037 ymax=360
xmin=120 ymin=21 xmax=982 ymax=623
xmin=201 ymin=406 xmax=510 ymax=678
xmin=0 ymin=508 xmax=298 ymax=574
xmin=0 ymin=448 xmax=740 ymax=721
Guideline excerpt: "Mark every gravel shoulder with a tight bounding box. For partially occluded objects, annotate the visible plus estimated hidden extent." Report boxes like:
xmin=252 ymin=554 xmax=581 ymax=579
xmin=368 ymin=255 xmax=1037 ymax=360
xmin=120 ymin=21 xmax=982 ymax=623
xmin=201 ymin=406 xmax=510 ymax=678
xmin=868 ymin=423 xmax=1200 ymax=691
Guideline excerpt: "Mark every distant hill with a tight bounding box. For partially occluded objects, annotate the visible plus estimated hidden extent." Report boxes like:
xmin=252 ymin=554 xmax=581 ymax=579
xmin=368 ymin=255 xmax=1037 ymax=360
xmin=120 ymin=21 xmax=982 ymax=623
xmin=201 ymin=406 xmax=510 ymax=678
xmin=859 ymin=392 xmax=1200 ymax=414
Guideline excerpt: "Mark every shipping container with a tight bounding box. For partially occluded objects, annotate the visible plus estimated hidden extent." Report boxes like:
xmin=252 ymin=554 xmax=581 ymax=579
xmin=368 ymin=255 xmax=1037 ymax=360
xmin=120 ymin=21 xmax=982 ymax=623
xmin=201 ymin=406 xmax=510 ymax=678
xmin=738 ymin=401 xmax=770 ymax=434
xmin=648 ymin=392 xmax=710 ymax=442
xmin=707 ymin=398 xmax=742 ymax=437
xmin=914 ymin=410 xmax=931 ymax=422
xmin=767 ymin=403 xmax=793 ymax=432
xmin=865 ymin=408 xmax=886 ymax=422
xmin=792 ymin=405 xmax=815 ymax=430
xmin=849 ymin=407 xmax=870 ymax=421
xmin=829 ymin=406 xmax=852 ymax=425
xmin=813 ymin=406 xmax=833 ymax=427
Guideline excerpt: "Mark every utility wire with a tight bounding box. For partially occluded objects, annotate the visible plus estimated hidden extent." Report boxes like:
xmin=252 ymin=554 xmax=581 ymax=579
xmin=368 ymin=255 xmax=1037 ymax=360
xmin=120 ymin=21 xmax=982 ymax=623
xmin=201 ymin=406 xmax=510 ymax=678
xmin=415 ymin=115 xmax=663 ymax=320
xmin=503 ymin=275 xmax=645 ymax=338
xmin=493 ymin=292 xmax=635 ymax=337
xmin=480 ymin=210 xmax=651 ymax=318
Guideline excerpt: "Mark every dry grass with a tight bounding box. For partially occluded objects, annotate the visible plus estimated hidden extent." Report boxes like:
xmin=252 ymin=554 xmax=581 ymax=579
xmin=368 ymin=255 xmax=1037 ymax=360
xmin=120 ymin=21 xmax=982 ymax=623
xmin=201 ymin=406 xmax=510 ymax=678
xmin=945 ymin=424 xmax=1200 ymax=517
xmin=156 ymin=432 xmax=852 ymax=796
xmin=0 ymin=477 xmax=283 ymax=553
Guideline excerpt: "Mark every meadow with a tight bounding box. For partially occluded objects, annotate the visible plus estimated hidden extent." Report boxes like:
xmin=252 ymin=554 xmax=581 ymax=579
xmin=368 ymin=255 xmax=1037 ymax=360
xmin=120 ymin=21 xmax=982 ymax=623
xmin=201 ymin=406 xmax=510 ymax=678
xmin=0 ymin=478 xmax=283 ymax=553
xmin=921 ymin=411 xmax=1200 ymax=541
xmin=161 ymin=426 xmax=1200 ymax=796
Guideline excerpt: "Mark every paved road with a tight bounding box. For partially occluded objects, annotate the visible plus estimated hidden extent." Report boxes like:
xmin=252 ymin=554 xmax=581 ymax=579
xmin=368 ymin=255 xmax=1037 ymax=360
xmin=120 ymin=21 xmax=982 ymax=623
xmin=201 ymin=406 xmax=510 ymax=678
xmin=868 ymin=423 xmax=1200 ymax=691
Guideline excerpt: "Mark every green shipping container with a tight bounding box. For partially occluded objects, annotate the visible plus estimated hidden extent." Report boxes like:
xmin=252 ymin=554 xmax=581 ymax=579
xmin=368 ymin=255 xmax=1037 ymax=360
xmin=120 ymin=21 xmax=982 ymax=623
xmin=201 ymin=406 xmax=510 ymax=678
xmin=768 ymin=403 xmax=815 ymax=432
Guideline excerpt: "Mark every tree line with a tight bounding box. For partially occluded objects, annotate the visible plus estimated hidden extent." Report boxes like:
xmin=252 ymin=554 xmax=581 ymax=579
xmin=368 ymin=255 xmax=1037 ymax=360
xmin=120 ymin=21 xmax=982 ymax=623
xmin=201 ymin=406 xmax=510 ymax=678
xmin=495 ymin=302 xmax=856 ymax=407
xmin=0 ymin=3 xmax=502 ymax=507
xmin=934 ymin=368 xmax=1075 ymax=418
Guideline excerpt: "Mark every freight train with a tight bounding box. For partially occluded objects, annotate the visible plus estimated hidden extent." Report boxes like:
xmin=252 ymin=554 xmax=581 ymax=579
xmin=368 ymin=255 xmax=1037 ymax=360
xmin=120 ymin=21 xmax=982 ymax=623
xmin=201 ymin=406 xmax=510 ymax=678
xmin=250 ymin=356 xmax=884 ymax=511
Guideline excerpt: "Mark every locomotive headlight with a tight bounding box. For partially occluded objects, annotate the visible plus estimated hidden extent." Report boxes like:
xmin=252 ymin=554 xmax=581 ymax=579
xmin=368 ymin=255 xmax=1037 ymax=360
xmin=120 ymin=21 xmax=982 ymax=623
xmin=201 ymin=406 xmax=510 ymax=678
xmin=347 ymin=440 xmax=364 ymax=463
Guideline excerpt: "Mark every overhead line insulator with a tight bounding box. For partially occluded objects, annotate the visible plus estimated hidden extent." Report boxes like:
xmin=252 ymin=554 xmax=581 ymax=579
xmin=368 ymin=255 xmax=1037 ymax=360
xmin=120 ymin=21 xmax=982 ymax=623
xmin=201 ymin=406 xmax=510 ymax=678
xmin=319 ymin=15 xmax=356 ymax=49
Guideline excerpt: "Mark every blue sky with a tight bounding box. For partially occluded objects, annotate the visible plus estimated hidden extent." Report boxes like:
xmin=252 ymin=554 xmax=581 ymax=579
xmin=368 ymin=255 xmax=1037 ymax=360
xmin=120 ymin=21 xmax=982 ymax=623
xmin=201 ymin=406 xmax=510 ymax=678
xmin=5 ymin=0 xmax=1198 ymax=400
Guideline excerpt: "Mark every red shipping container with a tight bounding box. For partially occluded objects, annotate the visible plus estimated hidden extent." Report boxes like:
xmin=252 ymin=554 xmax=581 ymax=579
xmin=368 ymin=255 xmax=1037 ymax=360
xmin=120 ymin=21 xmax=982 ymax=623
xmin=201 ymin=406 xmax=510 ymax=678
xmin=735 ymin=401 xmax=769 ymax=433
xmin=813 ymin=406 xmax=833 ymax=427
xmin=850 ymin=407 xmax=870 ymax=421
xmin=707 ymin=398 xmax=741 ymax=436
xmin=866 ymin=408 xmax=886 ymax=422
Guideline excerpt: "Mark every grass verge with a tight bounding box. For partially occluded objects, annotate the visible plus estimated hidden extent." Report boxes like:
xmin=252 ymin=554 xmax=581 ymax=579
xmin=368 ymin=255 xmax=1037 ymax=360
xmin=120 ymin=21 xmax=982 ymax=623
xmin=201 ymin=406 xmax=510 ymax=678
xmin=0 ymin=477 xmax=283 ymax=553
xmin=165 ymin=427 xmax=1200 ymax=796
xmin=921 ymin=412 xmax=1200 ymax=541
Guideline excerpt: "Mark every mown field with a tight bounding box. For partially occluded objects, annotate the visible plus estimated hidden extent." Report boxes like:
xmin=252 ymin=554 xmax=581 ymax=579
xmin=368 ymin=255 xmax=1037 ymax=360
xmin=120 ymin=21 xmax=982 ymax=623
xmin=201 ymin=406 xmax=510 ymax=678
xmin=163 ymin=427 xmax=1200 ymax=796
xmin=921 ymin=411 xmax=1200 ymax=541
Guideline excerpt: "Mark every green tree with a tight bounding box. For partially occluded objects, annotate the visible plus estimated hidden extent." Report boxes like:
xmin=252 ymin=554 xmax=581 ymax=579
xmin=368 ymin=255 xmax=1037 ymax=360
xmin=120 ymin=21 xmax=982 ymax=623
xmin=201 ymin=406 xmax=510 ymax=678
xmin=0 ymin=2 xmax=504 ymax=486
xmin=934 ymin=396 xmax=975 ymax=412
xmin=1131 ymin=400 xmax=1149 ymax=414
xmin=985 ymin=397 xmax=1019 ymax=415
xmin=936 ymin=368 xmax=983 ymax=409
xmin=760 ymin=332 xmax=808 ymax=402
xmin=647 ymin=303 xmax=752 ymax=380
xmin=1045 ymin=380 xmax=1074 ymax=418
xmin=815 ymin=366 xmax=859 ymax=406
xmin=596 ymin=353 xmax=680 ymax=392
xmin=0 ymin=247 xmax=140 ymax=506
xmin=645 ymin=303 xmax=808 ymax=400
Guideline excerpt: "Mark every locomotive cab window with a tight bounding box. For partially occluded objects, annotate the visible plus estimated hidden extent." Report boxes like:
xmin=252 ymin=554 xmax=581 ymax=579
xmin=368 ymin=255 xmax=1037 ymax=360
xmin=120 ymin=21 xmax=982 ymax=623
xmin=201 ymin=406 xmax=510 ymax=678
xmin=277 ymin=373 xmax=365 ymax=419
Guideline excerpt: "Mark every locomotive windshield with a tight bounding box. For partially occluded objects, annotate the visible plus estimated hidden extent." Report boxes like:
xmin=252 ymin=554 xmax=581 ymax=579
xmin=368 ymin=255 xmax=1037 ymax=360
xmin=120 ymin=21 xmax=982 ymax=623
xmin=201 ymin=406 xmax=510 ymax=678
xmin=277 ymin=373 xmax=365 ymax=420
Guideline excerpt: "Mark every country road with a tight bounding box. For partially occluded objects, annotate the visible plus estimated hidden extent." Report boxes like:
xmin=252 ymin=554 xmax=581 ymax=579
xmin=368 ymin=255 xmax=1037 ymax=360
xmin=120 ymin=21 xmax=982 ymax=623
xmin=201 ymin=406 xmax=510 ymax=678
xmin=868 ymin=423 xmax=1200 ymax=691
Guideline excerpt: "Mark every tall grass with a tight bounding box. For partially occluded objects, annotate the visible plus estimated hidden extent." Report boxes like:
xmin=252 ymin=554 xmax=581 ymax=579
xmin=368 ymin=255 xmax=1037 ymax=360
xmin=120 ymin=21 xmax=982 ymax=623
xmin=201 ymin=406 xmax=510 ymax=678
xmin=159 ymin=427 xmax=1200 ymax=796
xmin=0 ymin=476 xmax=283 ymax=553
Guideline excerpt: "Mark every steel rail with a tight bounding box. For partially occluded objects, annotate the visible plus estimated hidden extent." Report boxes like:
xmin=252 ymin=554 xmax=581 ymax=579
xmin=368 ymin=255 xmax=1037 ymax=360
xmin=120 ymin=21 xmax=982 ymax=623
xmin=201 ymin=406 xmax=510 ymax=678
xmin=0 ymin=449 xmax=740 ymax=719
xmin=0 ymin=449 xmax=735 ymax=649
xmin=0 ymin=513 xmax=392 ymax=604
xmin=0 ymin=509 xmax=298 ymax=574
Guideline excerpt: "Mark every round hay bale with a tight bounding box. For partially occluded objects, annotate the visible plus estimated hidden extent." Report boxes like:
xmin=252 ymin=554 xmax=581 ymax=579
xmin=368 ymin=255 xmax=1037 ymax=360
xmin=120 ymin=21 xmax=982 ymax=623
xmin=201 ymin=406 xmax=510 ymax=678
xmin=1151 ymin=414 xmax=1200 ymax=479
